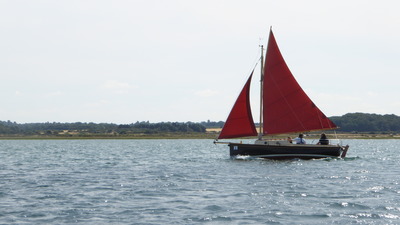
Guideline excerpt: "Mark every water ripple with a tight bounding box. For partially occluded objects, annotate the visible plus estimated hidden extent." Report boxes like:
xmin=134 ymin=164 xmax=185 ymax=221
xmin=1 ymin=139 xmax=400 ymax=224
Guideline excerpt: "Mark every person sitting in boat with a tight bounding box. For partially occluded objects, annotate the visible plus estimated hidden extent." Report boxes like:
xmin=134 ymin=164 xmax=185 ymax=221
xmin=287 ymin=137 xmax=293 ymax=143
xmin=317 ymin=133 xmax=329 ymax=145
xmin=294 ymin=134 xmax=306 ymax=144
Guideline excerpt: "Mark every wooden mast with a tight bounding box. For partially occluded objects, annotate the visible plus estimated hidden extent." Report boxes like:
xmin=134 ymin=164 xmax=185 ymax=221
xmin=258 ymin=44 xmax=264 ymax=140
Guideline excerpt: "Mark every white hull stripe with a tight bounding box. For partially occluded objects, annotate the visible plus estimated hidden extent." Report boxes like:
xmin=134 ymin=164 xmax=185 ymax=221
xmin=237 ymin=154 xmax=337 ymax=158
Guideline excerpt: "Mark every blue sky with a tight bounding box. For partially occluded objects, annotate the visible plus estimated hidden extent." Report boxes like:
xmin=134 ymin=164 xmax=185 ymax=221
xmin=1 ymin=0 xmax=399 ymax=123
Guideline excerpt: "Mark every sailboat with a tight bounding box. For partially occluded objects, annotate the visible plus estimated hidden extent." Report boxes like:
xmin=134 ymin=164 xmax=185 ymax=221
xmin=215 ymin=28 xmax=349 ymax=159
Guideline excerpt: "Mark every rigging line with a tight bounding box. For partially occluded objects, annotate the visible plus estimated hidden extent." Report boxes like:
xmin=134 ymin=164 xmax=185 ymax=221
xmin=315 ymin=105 xmax=325 ymax=129
xmin=316 ymin=109 xmax=337 ymax=135
xmin=333 ymin=129 xmax=338 ymax=140
xmin=241 ymin=59 xmax=260 ymax=85
xmin=317 ymin=107 xmax=337 ymax=132
xmin=252 ymin=57 xmax=261 ymax=73
xmin=230 ymin=56 xmax=260 ymax=101
xmin=247 ymin=54 xmax=261 ymax=76
xmin=239 ymin=56 xmax=261 ymax=87
xmin=245 ymin=42 xmax=264 ymax=76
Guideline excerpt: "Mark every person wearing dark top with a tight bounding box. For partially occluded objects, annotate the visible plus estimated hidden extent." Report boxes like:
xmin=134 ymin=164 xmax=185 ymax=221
xmin=317 ymin=133 xmax=329 ymax=145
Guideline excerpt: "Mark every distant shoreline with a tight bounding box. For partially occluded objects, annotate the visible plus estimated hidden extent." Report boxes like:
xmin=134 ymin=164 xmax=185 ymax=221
xmin=0 ymin=132 xmax=399 ymax=140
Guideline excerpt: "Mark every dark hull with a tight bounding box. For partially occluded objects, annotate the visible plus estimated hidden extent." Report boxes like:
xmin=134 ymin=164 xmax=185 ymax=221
xmin=229 ymin=143 xmax=343 ymax=160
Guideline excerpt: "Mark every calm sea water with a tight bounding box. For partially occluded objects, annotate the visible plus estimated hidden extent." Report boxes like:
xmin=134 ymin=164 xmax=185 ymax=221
xmin=0 ymin=139 xmax=399 ymax=224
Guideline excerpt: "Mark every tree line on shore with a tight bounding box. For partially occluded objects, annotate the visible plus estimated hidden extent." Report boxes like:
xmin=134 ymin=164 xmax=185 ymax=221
xmin=330 ymin=113 xmax=400 ymax=133
xmin=0 ymin=121 xmax=206 ymax=136
xmin=202 ymin=113 xmax=400 ymax=134
xmin=1 ymin=113 xmax=400 ymax=136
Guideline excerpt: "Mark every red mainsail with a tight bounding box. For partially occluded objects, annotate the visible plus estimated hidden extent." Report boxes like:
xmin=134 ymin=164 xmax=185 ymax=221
xmin=263 ymin=30 xmax=337 ymax=135
xmin=218 ymin=72 xmax=257 ymax=139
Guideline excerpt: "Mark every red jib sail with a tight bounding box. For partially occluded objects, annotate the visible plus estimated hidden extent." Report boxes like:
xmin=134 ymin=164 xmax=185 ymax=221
xmin=263 ymin=30 xmax=337 ymax=135
xmin=218 ymin=72 xmax=258 ymax=139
